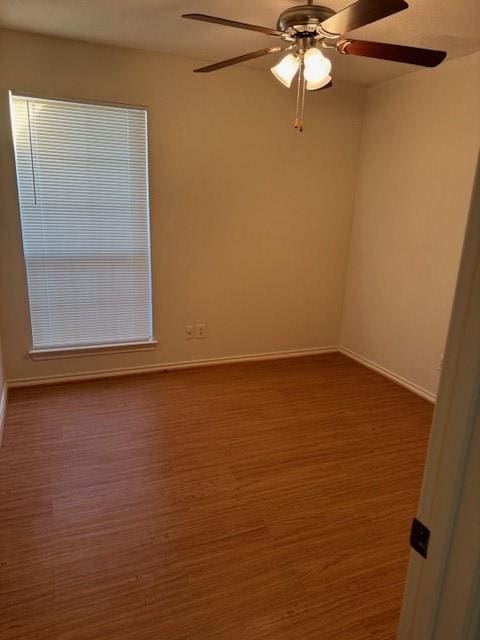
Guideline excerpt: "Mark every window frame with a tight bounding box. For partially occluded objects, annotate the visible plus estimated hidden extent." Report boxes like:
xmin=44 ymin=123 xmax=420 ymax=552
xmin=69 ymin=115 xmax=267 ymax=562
xmin=9 ymin=91 xmax=156 ymax=358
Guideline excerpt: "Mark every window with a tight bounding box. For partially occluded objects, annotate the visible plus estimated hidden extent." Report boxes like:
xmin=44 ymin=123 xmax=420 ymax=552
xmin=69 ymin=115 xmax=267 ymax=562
xmin=10 ymin=94 xmax=153 ymax=353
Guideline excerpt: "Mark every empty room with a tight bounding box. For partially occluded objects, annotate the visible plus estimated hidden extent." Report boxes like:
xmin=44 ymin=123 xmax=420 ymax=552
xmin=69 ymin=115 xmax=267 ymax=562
xmin=1 ymin=1 xmax=480 ymax=639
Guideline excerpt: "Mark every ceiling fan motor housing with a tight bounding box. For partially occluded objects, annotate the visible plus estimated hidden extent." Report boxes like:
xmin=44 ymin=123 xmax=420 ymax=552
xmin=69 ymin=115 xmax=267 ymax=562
xmin=277 ymin=4 xmax=336 ymax=38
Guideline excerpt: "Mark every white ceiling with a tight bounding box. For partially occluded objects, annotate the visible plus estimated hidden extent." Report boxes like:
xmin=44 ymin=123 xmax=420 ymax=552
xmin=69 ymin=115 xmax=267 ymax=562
xmin=1 ymin=0 xmax=480 ymax=85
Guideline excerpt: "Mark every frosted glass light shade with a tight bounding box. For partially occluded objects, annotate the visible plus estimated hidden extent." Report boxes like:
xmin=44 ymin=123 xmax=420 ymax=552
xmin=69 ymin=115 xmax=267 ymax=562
xmin=303 ymin=47 xmax=332 ymax=84
xmin=271 ymin=54 xmax=300 ymax=88
xmin=306 ymin=75 xmax=332 ymax=91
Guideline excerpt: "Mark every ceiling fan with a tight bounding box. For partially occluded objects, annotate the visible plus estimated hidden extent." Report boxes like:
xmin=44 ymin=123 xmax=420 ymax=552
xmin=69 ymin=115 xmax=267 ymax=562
xmin=183 ymin=0 xmax=446 ymax=130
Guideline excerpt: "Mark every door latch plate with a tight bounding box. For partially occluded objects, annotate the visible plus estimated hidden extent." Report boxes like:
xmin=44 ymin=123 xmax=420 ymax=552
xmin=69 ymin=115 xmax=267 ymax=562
xmin=410 ymin=517 xmax=430 ymax=559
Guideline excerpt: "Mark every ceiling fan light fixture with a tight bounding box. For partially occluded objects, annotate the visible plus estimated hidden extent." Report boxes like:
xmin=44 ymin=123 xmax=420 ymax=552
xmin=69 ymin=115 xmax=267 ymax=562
xmin=184 ymin=1 xmax=447 ymax=131
xmin=270 ymin=53 xmax=300 ymax=88
xmin=306 ymin=74 xmax=332 ymax=91
xmin=303 ymin=47 xmax=332 ymax=84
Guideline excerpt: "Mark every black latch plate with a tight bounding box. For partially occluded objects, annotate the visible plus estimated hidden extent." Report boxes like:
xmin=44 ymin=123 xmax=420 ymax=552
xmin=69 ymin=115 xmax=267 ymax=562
xmin=410 ymin=517 xmax=430 ymax=559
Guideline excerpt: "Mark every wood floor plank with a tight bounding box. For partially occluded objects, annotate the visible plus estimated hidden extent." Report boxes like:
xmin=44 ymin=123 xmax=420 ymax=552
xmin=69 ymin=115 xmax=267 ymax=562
xmin=0 ymin=353 xmax=433 ymax=639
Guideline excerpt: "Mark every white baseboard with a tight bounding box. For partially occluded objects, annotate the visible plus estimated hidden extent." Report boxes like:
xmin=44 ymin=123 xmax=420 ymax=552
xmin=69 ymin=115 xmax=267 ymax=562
xmin=339 ymin=346 xmax=436 ymax=404
xmin=7 ymin=346 xmax=337 ymax=388
xmin=0 ymin=383 xmax=7 ymax=444
xmin=5 ymin=345 xmax=436 ymax=405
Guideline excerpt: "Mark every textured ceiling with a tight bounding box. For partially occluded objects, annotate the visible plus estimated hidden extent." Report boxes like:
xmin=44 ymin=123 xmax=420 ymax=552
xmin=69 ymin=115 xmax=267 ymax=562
xmin=1 ymin=0 xmax=480 ymax=85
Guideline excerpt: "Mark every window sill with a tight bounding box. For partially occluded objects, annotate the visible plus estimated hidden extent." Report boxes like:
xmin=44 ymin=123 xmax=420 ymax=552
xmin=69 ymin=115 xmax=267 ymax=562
xmin=29 ymin=340 xmax=158 ymax=360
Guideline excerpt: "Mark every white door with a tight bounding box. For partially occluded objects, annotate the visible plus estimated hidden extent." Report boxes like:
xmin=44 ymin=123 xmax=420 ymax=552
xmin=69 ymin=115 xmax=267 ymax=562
xmin=398 ymin=154 xmax=480 ymax=639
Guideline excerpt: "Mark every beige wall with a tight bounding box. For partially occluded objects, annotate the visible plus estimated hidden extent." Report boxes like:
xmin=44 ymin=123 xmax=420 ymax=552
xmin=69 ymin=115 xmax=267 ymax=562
xmin=341 ymin=53 xmax=480 ymax=396
xmin=1 ymin=29 xmax=477 ymax=392
xmin=0 ymin=29 xmax=365 ymax=381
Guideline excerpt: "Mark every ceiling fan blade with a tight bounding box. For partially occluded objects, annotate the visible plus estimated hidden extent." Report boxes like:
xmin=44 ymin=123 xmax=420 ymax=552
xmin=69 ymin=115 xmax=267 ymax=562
xmin=321 ymin=0 xmax=408 ymax=36
xmin=338 ymin=39 xmax=446 ymax=67
xmin=182 ymin=13 xmax=283 ymax=37
xmin=194 ymin=47 xmax=284 ymax=73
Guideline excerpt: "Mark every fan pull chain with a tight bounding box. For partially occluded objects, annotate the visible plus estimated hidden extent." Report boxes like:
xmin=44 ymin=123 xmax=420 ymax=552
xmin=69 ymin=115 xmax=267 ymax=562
xmin=299 ymin=69 xmax=306 ymax=132
xmin=294 ymin=58 xmax=306 ymax=132
xmin=294 ymin=59 xmax=302 ymax=130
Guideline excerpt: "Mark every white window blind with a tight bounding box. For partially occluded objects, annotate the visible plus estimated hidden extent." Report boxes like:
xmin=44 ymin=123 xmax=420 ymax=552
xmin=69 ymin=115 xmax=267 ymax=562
xmin=10 ymin=94 xmax=153 ymax=351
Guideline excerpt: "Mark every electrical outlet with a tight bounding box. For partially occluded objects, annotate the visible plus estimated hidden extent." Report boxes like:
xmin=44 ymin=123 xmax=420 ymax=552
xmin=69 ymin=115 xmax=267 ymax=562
xmin=438 ymin=354 xmax=444 ymax=371
xmin=195 ymin=323 xmax=206 ymax=339
xmin=185 ymin=325 xmax=195 ymax=340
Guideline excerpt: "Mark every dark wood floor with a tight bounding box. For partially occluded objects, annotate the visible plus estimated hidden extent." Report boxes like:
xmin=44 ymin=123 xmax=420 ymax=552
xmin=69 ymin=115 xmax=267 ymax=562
xmin=0 ymin=353 xmax=433 ymax=640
